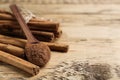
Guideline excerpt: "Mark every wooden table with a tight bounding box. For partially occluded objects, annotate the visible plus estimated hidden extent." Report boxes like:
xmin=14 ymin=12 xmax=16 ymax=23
xmin=1 ymin=1 xmax=120 ymax=80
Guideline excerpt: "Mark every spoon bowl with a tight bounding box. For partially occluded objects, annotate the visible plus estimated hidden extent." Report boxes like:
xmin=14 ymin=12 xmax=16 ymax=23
xmin=25 ymin=42 xmax=51 ymax=67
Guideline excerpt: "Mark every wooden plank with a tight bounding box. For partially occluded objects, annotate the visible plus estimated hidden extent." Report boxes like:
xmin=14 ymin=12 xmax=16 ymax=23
xmin=62 ymin=26 xmax=120 ymax=39
xmin=0 ymin=4 xmax=120 ymax=80
xmin=1 ymin=0 xmax=120 ymax=4
xmin=1 ymin=4 xmax=120 ymax=14
xmin=22 ymin=5 xmax=120 ymax=14
xmin=37 ymin=14 xmax=120 ymax=24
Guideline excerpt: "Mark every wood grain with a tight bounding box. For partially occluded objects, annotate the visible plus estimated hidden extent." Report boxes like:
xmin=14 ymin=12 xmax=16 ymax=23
xmin=1 ymin=1 xmax=120 ymax=80
xmin=0 ymin=0 xmax=120 ymax=4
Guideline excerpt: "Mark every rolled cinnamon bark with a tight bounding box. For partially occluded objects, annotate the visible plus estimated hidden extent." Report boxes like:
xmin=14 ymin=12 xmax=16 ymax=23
xmin=0 ymin=50 xmax=40 ymax=75
xmin=0 ymin=16 xmax=59 ymax=32
xmin=28 ymin=21 xmax=59 ymax=32
xmin=0 ymin=10 xmax=60 ymax=32
xmin=0 ymin=41 xmax=68 ymax=59
xmin=0 ymin=9 xmax=13 ymax=15
xmin=0 ymin=35 xmax=69 ymax=52
xmin=0 ymin=20 xmax=17 ymax=25
xmin=0 ymin=13 xmax=14 ymax=20
xmin=0 ymin=28 xmax=54 ymax=42
xmin=0 ymin=35 xmax=26 ymax=48
xmin=0 ymin=43 xmax=24 ymax=58
xmin=42 ymin=42 xmax=69 ymax=52
xmin=0 ymin=23 xmax=61 ymax=39
xmin=54 ymin=28 xmax=62 ymax=38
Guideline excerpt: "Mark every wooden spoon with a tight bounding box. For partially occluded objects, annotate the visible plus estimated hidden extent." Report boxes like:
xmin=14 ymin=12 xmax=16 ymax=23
xmin=10 ymin=4 xmax=51 ymax=67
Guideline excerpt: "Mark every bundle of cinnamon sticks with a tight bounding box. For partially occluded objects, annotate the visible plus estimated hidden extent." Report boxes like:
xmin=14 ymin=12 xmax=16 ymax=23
xmin=0 ymin=9 xmax=62 ymax=42
xmin=0 ymin=8 xmax=68 ymax=76
xmin=0 ymin=9 xmax=69 ymax=52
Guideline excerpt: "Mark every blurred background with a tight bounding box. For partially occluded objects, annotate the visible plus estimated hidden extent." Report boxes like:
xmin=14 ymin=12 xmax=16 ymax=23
xmin=0 ymin=0 xmax=120 ymax=4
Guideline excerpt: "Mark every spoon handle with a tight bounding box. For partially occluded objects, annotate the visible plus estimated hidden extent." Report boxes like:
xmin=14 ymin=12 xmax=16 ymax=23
xmin=10 ymin=4 xmax=38 ymax=43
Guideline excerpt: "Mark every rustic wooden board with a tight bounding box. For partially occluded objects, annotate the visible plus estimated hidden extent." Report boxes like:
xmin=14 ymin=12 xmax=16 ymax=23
xmin=1 ymin=0 xmax=120 ymax=4
xmin=0 ymin=2 xmax=120 ymax=80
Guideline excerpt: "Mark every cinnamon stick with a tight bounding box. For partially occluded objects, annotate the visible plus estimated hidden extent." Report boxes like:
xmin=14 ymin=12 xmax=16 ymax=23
xmin=0 ymin=13 xmax=14 ymax=20
xmin=0 ymin=50 xmax=40 ymax=75
xmin=0 ymin=9 xmax=12 ymax=15
xmin=42 ymin=42 xmax=69 ymax=52
xmin=0 ymin=35 xmax=26 ymax=48
xmin=0 ymin=20 xmax=60 ymax=36
xmin=0 ymin=23 xmax=61 ymax=38
xmin=0 ymin=43 xmax=24 ymax=57
xmin=0 ymin=20 xmax=17 ymax=25
xmin=0 ymin=17 xmax=59 ymax=32
xmin=0 ymin=28 xmax=54 ymax=42
xmin=0 ymin=42 xmax=68 ymax=58
xmin=0 ymin=35 xmax=69 ymax=52
xmin=28 ymin=21 xmax=59 ymax=32
xmin=0 ymin=9 xmax=59 ymax=32
xmin=54 ymin=29 xmax=62 ymax=38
